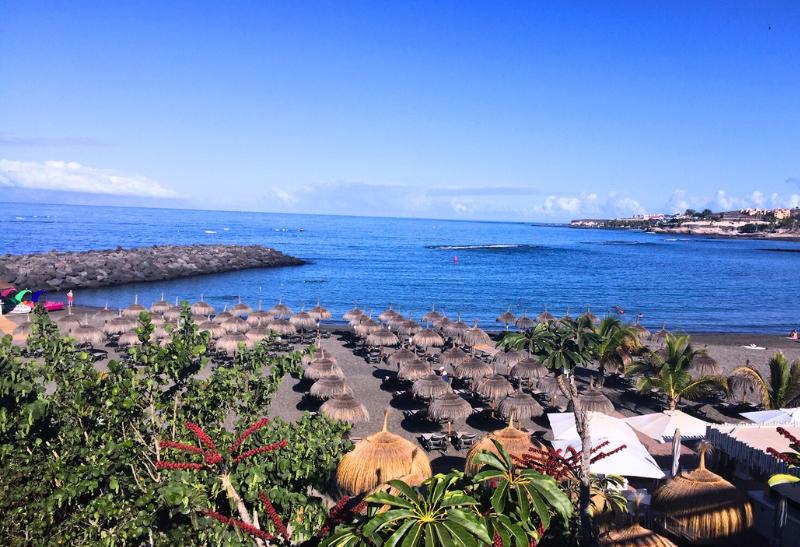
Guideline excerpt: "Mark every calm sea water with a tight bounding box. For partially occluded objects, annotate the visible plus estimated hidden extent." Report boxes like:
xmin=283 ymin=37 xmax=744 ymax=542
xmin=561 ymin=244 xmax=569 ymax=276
xmin=2 ymin=202 xmax=799 ymax=333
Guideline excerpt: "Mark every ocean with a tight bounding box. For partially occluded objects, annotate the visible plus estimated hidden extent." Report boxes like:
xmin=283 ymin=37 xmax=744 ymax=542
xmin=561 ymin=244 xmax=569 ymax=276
xmin=3 ymin=202 xmax=799 ymax=333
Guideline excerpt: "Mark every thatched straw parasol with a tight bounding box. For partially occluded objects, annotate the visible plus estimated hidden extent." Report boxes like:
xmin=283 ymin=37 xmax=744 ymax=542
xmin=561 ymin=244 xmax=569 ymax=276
xmin=212 ymin=305 xmax=232 ymax=324
xmin=304 ymin=358 xmax=344 ymax=380
xmin=320 ymin=394 xmax=369 ymax=424
xmin=245 ymin=326 xmax=270 ymax=344
xmin=652 ymin=446 xmax=753 ymax=541
xmin=510 ymin=357 xmax=548 ymax=382
xmin=164 ymin=298 xmax=184 ymax=322
xmin=216 ymin=334 xmax=252 ymax=356
xmin=247 ymin=301 xmax=272 ymax=327
xmin=463 ymin=321 xmax=492 ymax=347
xmin=150 ymin=293 xmax=171 ymax=314
xmin=336 ymin=410 xmax=431 ymax=496
xmin=190 ymin=294 xmax=215 ymax=316
xmin=474 ymin=372 xmax=514 ymax=402
xmin=102 ymin=312 xmax=136 ymax=335
xmin=397 ymin=359 xmax=431 ymax=381
xmin=198 ymin=319 xmax=225 ymax=338
xmin=309 ymin=376 xmax=353 ymax=399
xmin=342 ymin=304 xmax=362 ymax=322
xmin=72 ymin=322 xmax=106 ymax=346
xmin=388 ymin=348 xmax=417 ymax=369
xmin=302 ymin=346 xmax=333 ymax=365
xmin=57 ymin=309 xmax=84 ymax=333
xmin=727 ymin=371 xmax=761 ymax=404
xmin=428 ymin=392 xmax=472 ymax=424
xmin=691 ymin=348 xmax=721 ymax=378
xmin=268 ymin=300 xmax=292 ymax=319
xmin=366 ymin=327 xmax=399 ymax=348
xmin=433 ymin=315 xmax=451 ymax=329
xmin=230 ymin=296 xmax=252 ymax=318
xmin=599 ymin=523 xmax=677 ymax=547
xmin=412 ymin=328 xmax=444 ymax=348
xmin=93 ymin=302 xmax=118 ymax=324
xmin=398 ymin=319 xmax=420 ymax=336
xmin=290 ymin=310 xmax=317 ymax=333
xmin=445 ymin=317 xmax=469 ymax=340
xmin=117 ymin=330 xmax=141 ymax=347
xmin=493 ymin=349 xmax=525 ymax=371
xmin=354 ymin=316 xmax=380 ymax=337
xmin=122 ymin=295 xmax=146 ymax=318
xmin=440 ymin=347 xmax=469 ymax=368
xmin=454 ymin=357 xmax=493 ymax=381
xmin=152 ymin=325 xmax=171 ymax=341
xmin=569 ymin=386 xmax=615 ymax=415
xmin=497 ymin=308 xmax=517 ymax=329
xmin=515 ymin=313 xmax=535 ymax=330
xmin=465 ymin=418 xmax=539 ymax=474
xmin=535 ymin=374 xmax=561 ymax=396
xmin=379 ymin=305 xmax=398 ymax=323
xmin=579 ymin=306 xmax=599 ymax=325
xmin=498 ymin=390 xmax=544 ymax=421
xmin=267 ymin=318 xmax=296 ymax=336
xmin=309 ymin=302 xmax=331 ymax=321
xmin=412 ymin=373 xmax=452 ymax=399
xmin=422 ymin=305 xmax=443 ymax=324
xmin=222 ymin=316 xmax=248 ymax=334
xmin=633 ymin=322 xmax=651 ymax=340
xmin=536 ymin=306 xmax=555 ymax=324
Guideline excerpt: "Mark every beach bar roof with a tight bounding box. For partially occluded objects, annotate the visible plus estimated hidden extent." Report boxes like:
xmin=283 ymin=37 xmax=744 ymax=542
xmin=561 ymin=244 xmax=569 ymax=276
xmin=707 ymin=424 xmax=800 ymax=480
xmin=740 ymin=408 xmax=800 ymax=425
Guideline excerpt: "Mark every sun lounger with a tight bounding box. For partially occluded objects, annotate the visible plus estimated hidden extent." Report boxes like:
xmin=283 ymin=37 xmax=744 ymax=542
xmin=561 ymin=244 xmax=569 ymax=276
xmin=453 ymin=432 xmax=477 ymax=450
xmin=420 ymin=433 xmax=448 ymax=452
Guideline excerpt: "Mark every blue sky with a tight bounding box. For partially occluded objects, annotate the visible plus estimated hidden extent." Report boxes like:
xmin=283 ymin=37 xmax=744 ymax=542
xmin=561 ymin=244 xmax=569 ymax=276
xmin=1 ymin=1 xmax=798 ymax=221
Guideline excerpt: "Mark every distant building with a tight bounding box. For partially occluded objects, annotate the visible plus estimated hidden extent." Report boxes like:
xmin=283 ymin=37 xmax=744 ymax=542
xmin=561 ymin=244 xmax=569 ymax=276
xmin=774 ymin=208 xmax=792 ymax=220
xmin=570 ymin=219 xmax=606 ymax=227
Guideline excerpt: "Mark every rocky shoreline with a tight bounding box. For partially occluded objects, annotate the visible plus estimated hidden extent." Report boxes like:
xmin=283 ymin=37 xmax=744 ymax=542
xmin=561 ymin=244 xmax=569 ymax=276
xmin=0 ymin=245 xmax=304 ymax=291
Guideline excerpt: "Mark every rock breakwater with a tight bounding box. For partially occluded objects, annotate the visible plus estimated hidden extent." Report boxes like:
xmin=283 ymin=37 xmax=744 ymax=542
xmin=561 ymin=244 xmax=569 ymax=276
xmin=0 ymin=245 xmax=304 ymax=290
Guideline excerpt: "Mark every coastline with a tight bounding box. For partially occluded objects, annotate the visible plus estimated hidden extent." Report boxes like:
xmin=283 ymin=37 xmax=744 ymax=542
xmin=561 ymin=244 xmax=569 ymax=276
xmin=568 ymin=224 xmax=800 ymax=242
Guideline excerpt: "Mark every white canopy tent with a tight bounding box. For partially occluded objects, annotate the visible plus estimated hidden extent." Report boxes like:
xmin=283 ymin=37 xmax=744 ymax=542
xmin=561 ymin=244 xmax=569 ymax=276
xmin=740 ymin=408 xmax=800 ymax=425
xmin=550 ymin=438 xmax=666 ymax=479
xmin=625 ymin=410 xmax=708 ymax=443
xmin=548 ymin=411 xmax=640 ymax=444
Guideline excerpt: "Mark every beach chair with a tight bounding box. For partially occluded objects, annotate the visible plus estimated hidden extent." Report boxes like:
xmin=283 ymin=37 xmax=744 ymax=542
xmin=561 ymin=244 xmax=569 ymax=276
xmin=453 ymin=432 xmax=477 ymax=451
xmin=420 ymin=433 xmax=447 ymax=452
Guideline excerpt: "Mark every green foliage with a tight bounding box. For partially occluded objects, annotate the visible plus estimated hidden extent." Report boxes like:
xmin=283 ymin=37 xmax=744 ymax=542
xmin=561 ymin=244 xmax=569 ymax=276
xmin=0 ymin=307 xmax=349 ymax=545
xmin=627 ymin=334 xmax=727 ymax=410
xmin=498 ymin=318 xmax=599 ymax=374
xmin=593 ymin=317 xmax=640 ymax=378
xmin=732 ymin=352 xmax=800 ymax=409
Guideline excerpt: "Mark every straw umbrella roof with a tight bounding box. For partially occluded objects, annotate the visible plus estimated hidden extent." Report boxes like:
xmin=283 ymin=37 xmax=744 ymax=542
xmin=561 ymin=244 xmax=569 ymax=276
xmin=652 ymin=447 xmax=753 ymax=540
xmin=336 ymin=411 xmax=432 ymax=496
xmin=290 ymin=310 xmax=317 ymax=331
xmin=691 ymin=349 xmax=721 ymax=378
xmin=599 ymin=523 xmax=677 ymax=547
xmin=440 ymin=347 xmax=469 ymax=367
xmin=579 ymin=306 xmax=599 ymax=325
xmin=309 ymin=302 xmax=331 ymax=321
xmin=102 ymin=313 xmax=136 ymax=335
xmin=422 ymin=305 xmax=442 ymax=324
xmin=164 ymin=298 xmax=184 ymax=322
xmin=198 ymin=319 xmax=226 ymax=338
xmin=536 ymin=374 xmax=561 ymax=396
xmin=465 ymin=419 xmax=539 ymax=474
xmin=309 ymin=377 xmax=353 ymax=400
xmin=728 ymin=371 xmax=761 ymax=404
xmin=267 ymin=318 xmax=296 ymax=336
xmin=230 ymin=296 xmax=252 ymax=318
xmin=71 ymin=323 xmax=105 ymax=346
xmin=379 ymin=305 xmax=398 ymax=323
xmin=412 ymin=328 xmax=444 ymax=348
xmin=515 ymin=314 xmax=535 ymax=330
xmin=474 ymin=372 xmax=515 ymax=402
xmin=190 ymin=295 xmax=215 ymax=316
xmin=302 ymin=346 xmax=333 ymax=365
xmin=354 ymin=317 xmax=380 ymax=337
xmin=536 ymin=307 xmax=555 ymax=324
xmin=428 ymin=392 xmax=472 ymax=422
xmin=387 ymin=348 xmax=417 ymax=369
xmin=397 ymin=359 xmax=431 ymax=381
xmin=569 ymin=387 xmax=615 ymax=415
xmin=366 ymin=327 xmax=399 ymax=348
xmin=151 ymin=293 xmax=171 ymax=314
xmin=304 ymin=358 xmax=344 ymax=381
xmin=496 ymin=309 xmax=516 ymax=326
xmin=117 ymin=330 xmax=141 ymax=347
xmin=412 ymin=373 xmax=452 ymax=399
xmin=93 ymin=303 xmax=119 ymax=324
xmin=122 ymin=295 xmax=146 ymax=318
xmin=216 ymin=334 xmax=252 ymax=356
xmin=247 ymin=308 xmax=272 ymax=327
xmin=398 ymin=319 xmax=420 ymax=336
xmin=454 ymin=357 xmax=493 ymax=380
xmin=433 ymin=315 xmax=451 ymax=328
xmin=57 ymin=310 xmax=84 ymax=333
xmin=320 ymin=394 xmax=369 ymax=424
xmin=633 ymin=323 xmax=651 ymax=340
xmin=445 ymin=318 xmax=469 ymax=339
xmin=463 ymin=321 xmax=492 ymax=347
xmin=493 ymin=349 xmax=525 ymax=370
xmin=245 ymin=326 xmax=270 ymax=344
xmin=212 ymin=305 xmax=232 ymax=323
xmin=498 ymin=391 xmax=544 ymax=421
xmin=510 ymin=357 xmax=548 ymax=381
xmin=268 ymin=301 xmax=292 ymax=319
xmin=222 ymin=316 xmax=248 ymax=334
xmin=152 ymin=325 xmax=171 ymax=340
xmin=342 ymin=305 xmax=362 ymax=322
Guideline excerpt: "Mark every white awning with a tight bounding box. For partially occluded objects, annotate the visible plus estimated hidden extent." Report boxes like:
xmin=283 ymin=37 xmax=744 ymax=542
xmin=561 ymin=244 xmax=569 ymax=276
xmin=551 ymin=437 xmax=666 ymax=479
xmin=625 ymin=410 xmax=708 ymax=442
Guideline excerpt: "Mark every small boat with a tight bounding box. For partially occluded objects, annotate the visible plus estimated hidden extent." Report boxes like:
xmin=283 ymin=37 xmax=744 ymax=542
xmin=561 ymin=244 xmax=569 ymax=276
xmin=204 ymin=230 xmax=217 ymax=234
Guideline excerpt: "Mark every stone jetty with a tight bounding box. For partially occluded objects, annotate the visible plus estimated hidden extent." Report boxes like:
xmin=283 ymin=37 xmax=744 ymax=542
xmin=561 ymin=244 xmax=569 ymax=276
xmin=0 ymin=245 xmax=304 ymax=291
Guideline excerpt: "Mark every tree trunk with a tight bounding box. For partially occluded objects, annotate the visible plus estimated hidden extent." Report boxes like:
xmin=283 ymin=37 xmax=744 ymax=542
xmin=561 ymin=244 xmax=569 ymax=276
xmin=220 ymin=473 xmax=266 ymax=547
xmin=559 ymin=375 xmax=597 ymax=546
xmin=669 ymin=397 xmax=677 ymax=411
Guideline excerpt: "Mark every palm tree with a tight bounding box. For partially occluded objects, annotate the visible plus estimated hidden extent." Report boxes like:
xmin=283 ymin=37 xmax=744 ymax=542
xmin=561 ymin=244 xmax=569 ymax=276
xmin=593 ymin=317 xmax=640 ymax=382
xmin=627 ymin=334 xmax=726 ymax=410
xmin=731 ymin=352 xmax=800 ymax=409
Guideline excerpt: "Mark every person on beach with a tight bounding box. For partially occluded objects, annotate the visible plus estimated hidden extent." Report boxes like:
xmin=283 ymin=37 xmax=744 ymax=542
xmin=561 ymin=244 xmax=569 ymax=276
xmin=790 ymin=329 xmax=798 ymax=340
xmin=438 ymin=366 xmax=449 ymax=383
xmin=67 ymin=289 xmax=74 ymax=309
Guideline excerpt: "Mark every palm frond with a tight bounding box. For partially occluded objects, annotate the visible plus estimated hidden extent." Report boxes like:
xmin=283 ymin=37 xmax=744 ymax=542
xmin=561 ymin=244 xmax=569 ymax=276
xmin=731 ymin=365 xmax=770 ymax=408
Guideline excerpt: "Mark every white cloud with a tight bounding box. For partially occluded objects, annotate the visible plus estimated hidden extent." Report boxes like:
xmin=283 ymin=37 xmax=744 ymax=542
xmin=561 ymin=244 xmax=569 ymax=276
xmin=667 ymin=188 xmax=800 ymax=213
xmin=0 ymin=159 xmax=176 ymax=198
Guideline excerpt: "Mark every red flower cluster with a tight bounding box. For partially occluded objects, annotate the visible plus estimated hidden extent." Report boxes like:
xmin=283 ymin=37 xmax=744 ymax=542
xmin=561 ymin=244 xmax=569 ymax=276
xmin=493 ymin=531 xmax=503 ymax=547
xmin=203 ymin=509 xmax=276 ymax=542
xmin=186 ymin=421 xmax=217 ymax=451
xmin=317 ymin=496 xmax=368 ymax=538
xmin=258 ymin=493 xmax=290 ymax=541
xmin=766 ymin=447 xmax=796 ymax=465
xmin=233 ymin=440 xmax=288 ymax=464
xmin=159 ymin=440 xmax=203 ymax=454
xmin=155 ymin=461 xmax=203 ymax=471
xmin=229 ymin=417 xmax=271 ymax=453
xmin=518 ymin=440 xmax=627 ymax=480
xmin=777 ymin=427 xmax=800 ymax=445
